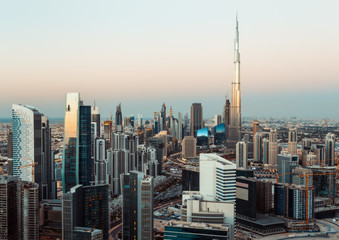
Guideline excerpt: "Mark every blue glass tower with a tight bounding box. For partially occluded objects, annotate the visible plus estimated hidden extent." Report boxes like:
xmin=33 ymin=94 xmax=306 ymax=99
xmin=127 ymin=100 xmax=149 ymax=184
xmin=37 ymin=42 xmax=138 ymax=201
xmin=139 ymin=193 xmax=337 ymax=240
xmin=79 ymin=106 xmax=93 ymax=186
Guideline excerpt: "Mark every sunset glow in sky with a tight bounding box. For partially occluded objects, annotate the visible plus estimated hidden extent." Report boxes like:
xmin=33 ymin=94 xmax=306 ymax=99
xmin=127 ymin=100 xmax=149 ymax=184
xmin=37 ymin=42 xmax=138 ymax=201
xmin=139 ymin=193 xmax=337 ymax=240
xmin=1 ymin=0 xmax=338 ymax=119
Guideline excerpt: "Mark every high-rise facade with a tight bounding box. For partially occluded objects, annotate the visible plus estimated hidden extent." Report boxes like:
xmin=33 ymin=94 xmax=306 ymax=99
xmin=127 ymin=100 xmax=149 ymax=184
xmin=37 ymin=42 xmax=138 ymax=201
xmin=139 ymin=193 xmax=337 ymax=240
xmin=190 ymin=103 xmax=203 ymax=137
xmin=12 ymin=104 xmax=49 ymax=199
xmin=62 ymin=184 xmax=109 ymax=239
xmin=62 ymin=93 xmax=80 ymax=193
xmin=182 ymin=136 xmax=196 ymax=158
xmin=160 ymin=103 xmax=166 ymax=131
xmin=41 ymin=115 xmax=56 ymax=199
xmin=62 ymin=93 xmax=93 ymax=192
xmin=199 ymin=153 xmax=236 ymax=202
xmin=79 ymin=105 xmax=93 ymax=186
xmin=236 ymin=141 xmax=248 ymax=169
xmin=262 ymin=138 xmax=269 ymax=164
xmin=178 ymin=112 xmax=183 ymax=141
xmin=325 ymin=133 xmax=335 ymax=166
xmin=228 ymin=16 xmax=242 ymax=147
xmin=253 ymin=133 xmax=262 ymax=162
xmin=0 ymin=176 xmax=19 ymax=240
xmin=115 ymin=103 xmax=123 ymax=130
xmin=223 ymin=97 xmax=230 ymax=127
xmin=288 ymin=128 xmax=297 ymax=155
xmin=277 ymin=153 xmax=299 ymax=184
xmin=268 ymin=129 xmax=278 ymax=166
xmin=253 ymin=120 xmax=259 ymax=140
xmin=91 ymin=104 xmax=100 ymax=138
xmin=121 ymin=171 xmax=154 ymax=240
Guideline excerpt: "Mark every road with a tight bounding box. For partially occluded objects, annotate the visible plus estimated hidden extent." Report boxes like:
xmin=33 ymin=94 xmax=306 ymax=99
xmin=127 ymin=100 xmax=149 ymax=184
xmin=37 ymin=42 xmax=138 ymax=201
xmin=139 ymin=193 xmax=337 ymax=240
xmin=109 ymin=199 xmax=181 ymax=240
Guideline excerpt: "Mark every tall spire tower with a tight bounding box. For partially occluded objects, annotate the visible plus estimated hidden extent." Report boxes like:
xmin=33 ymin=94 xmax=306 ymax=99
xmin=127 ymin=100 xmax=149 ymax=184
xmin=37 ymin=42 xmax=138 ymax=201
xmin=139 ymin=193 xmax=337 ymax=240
xmin=228 ymin=14 xmax=242 ymax=148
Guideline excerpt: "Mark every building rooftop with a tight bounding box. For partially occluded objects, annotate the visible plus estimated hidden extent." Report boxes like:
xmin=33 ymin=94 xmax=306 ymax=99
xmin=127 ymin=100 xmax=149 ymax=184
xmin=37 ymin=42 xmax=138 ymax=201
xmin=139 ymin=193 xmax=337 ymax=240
xmin=200 ymin=153 xmax=235 ymax=166
xmin=166 ymin=220 xmax=230 ymax=231
xmin=237 ymin=213 xmax=284 ymax=226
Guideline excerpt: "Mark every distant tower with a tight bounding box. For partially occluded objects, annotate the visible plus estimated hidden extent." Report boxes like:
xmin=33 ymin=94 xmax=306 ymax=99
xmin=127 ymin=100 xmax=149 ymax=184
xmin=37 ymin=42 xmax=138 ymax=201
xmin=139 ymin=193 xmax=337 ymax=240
xmin=253 ymin=133 xmax=262 ymax=162
xmin=223 ymin=97 xmax=230 ymax=126
xmin=228 ymin=15 xmax=242 ymax=147
xmin=236 ymin=141 xmax=248 ymax=169
xmin=190 ymin=103 xmax=203 ymax=137
xmin=91 ymin=102 xmax=100 ymax=138
xmin=253 ymin=120 xmax=259 ymax=140
xmin=214 ymin=114 xmax=222 ymax=126
xmin=115 ymin=103 xmax=123 ymax=131
xmin=160 ymin=103 xmax=167 ymax=131
xmin=169 ymin=106 xmax=173 ymax=117
xmin=178 ymin=112 xmax=183 ymax=141
xmin=288 ymin=128 xmax=297 ymax=155
xmin=325 ymin=133 xmax=335 ymax=166
xmin=268 ymin=129 xmax=278 ymax=166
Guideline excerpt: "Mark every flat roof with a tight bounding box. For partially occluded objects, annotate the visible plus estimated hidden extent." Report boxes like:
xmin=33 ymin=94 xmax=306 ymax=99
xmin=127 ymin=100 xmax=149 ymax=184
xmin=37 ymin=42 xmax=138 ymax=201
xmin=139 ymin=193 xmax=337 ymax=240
xmin=237 ymin=213 xmax=284 ymax=226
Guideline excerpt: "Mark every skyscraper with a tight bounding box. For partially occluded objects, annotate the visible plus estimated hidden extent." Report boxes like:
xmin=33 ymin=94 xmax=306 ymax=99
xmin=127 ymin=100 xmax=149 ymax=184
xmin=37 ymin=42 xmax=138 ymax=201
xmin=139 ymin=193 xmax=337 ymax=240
xmin=236 ymin=141 xmax=248 ymax=169
xmin=122 ymin=171 xmax=154 ymax=240
xmin=62 ymin=93 xmax=93 ymax=192
xmin=79 ymin=105 xmax=93 ymax=186
xmin=62 ymin=184 xmax=109 ymax=239
xmin=190 ymin=103 xmax=203 ymax=137
xmin=91 ymin=103 xmax=100 ymax=138
xmin=325 ymin=133 xmax=335 ymax=166
xmin=288 ymin=128 xmax=297 ymax=155
xmin=253 ymin=133 xmax=262 ymax=162
xmin=269 ymin=129 xmax=278 ymax=166
xmin=223 ymin=97 xmax=230 ymax=127
xmin=253 ymin=120 xmax=259 ymax=140
xmin=12 ymin=104 xmax=45 ymax=198
xmin=115 ymin=103 xmax=123 ymax=131
xmin=228 ymin=16 xmax=242 ymax=147
xmin=62 ymin=93 xmax=80 ymax=193
xmin=160 ymin=103 xmax=167 ymax=131
xmin=41 ymin=115 xmax=56 ymax=199
xmin=178 ymin=112 xmax=183 ymax=141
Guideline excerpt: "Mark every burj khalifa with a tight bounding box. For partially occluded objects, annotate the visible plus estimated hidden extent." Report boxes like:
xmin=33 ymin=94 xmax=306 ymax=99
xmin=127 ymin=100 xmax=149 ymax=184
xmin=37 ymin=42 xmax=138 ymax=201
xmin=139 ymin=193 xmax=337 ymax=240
xmin=227 ymin=15 xmax=242 ymax=148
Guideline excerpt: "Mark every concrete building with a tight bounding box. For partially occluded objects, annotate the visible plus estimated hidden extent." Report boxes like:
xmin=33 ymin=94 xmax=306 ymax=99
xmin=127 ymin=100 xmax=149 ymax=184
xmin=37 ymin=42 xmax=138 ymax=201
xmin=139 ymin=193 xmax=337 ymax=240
xmin=190 ymin=103 xmax=203 ymax=137
xmin=277 ymin=153 xmax=299 ymax=184
xmin=182 ymin=136 xmax=196 ymax=158
xmin=199 ymin=154 xmax=236 ymax=202
xmin=253 ymin=133 xmax=262 ymax=162
xmin=325 ymin=133 xmax=335 ymax=166
xmin=121 ymin=171 xmax=153 ymax=240
xmin=288 ymin=128 xmax=298 ymax=155
xmin=253 ymin=120 xmax=259 ymax=140
xmin=268 ymin=129 xmax=278 ymax=166
xmin=165 ymin=221 xmax=234 ymax=240
xmin=236 ymin=141 xmax=248 ymax=169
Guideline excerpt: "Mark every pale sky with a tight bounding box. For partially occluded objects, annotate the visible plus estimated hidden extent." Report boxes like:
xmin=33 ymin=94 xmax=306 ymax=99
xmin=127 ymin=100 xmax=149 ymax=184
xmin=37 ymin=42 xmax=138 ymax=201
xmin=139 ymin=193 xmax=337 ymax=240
xmin=1 ymin=0 xmax=338 ymax=119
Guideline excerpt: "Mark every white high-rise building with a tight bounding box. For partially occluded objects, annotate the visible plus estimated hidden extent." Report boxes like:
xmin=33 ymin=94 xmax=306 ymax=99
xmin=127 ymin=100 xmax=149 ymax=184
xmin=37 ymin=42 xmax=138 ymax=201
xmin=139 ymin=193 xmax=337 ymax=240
xmin=268 ymin=129 xmax=278 ymax=166
xmin=199 ymin=153 xmax=236 ymax=202
xmin=236 ymin=141 xmax=248 ymax=169
xmin=288 ymin=128 xmax=297 ymax=155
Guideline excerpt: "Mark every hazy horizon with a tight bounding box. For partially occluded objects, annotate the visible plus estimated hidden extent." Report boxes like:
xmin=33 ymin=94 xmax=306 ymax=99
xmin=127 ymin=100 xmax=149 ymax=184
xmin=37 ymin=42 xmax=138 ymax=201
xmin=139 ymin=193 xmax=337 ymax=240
xmin=1 ymin=0 xmax=339 ymax=119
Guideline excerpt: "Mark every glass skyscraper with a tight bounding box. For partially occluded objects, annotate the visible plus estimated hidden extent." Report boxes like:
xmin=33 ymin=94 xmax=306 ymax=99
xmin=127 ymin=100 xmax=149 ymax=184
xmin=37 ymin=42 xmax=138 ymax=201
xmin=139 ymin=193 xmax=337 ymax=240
xmin=12 ymin=104 xmax=42 ymax=187
xmin=79 ymin=105 xmax=92 ymax=186
xmin=214 ymin=123 xmax=226 ymax=145
xmin=63 ymin=93 xmax=93 ymax=192
xmin=63 ymin=93 xmax=80 ymax=193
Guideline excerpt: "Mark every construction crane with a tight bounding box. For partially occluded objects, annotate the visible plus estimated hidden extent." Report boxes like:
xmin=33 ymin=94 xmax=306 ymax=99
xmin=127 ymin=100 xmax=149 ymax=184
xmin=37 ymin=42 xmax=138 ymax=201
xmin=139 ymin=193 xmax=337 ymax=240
xmin=17 ymin=162 xmax=38 ymax=183
xmin=275 ymin=172 xmax=295 ymax=184
xmin=296 ymin=172 xmax=337 ymax=225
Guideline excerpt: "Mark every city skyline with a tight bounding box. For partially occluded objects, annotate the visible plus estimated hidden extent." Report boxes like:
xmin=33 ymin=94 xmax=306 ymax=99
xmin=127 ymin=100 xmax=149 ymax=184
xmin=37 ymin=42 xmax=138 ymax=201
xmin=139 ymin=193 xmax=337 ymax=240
xmin=1 ymin=0 xmax=339 ymax=119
